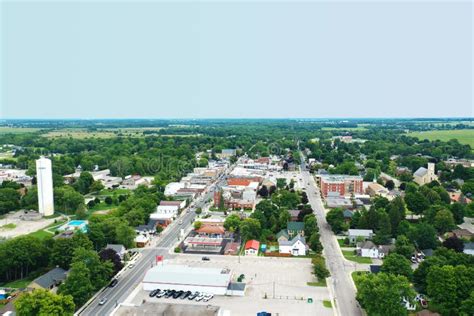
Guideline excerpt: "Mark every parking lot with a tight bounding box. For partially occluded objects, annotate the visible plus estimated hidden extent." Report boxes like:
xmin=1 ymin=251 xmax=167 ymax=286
xmin=130 ymin=254 xmax=333 ymax=316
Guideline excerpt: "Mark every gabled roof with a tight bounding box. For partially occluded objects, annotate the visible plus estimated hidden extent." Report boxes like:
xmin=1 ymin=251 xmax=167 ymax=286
xmin=357 ymin=240 xmax=376 ymax=249
xmin=348 ymin=229 xmax=373 ymax=237
xmin=106 ymin=244 xmax=126 ymax=253
xmin=32 ymin=267 xmax=67 ymax=289
xmin=276 ymin=229 xmax=289 ymax=240
xmin=245 ymin=240 xmax=260 ymax=250
xmin=287 ymin=221 xmax=304 ymax=231
xmin=279 ymin=234 xmax=307 ymax=247
xmin=288 ymin=210 xmax=301 ymax=217
xmin=160 ymin=200 xmax=183 ymax=207
xmin=343 ymin=209 xmax=353 ymax=218
xmin=414 ymin=167 xmax=428 ymax=177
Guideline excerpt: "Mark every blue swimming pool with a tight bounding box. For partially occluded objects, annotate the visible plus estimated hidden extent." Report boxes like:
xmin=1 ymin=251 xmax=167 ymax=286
xmin=68 ymin=220 xmax=86 ymax=226
xmin=59 ymin=220 xmax=89 ymax=233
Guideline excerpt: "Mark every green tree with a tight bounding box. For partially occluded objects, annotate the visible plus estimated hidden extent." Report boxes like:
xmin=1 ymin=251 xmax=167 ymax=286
xmin=54 ymin=186 xmax=84 ymax=214
xmin=14 ymin=289 xmax=75 ymax=316
xmin=394 ymin=235 xmax=415 ymax=259
xmin=312 ymin=255 xmax=330 ymax=280
xmin=0 ymin=187 xmax=21 ymax=215
xmin=50 ymin=233 xmax=93 ymax=269
xmin=72 ymin=247 xmax=113 ymax=290
xmin=193 ymin=221 xmax=202 ymax=230
xmin=433 ymin=209 xmax=455 ymax=234
xmin=326 ymin=208 xmax=346 ymax=234
xmin=59 ymin=261 xmax=95 ymax=307
xmin=407 ymin=223 xmax=438 ymax=249
xmin=309 ymin=232 xmax=323 ymax=253
xmin=404 ymin=191 xmax=429 ymax=215
xmin=115 ymin=222 xmax=136 ymax=248
xmin=224 ymin=214 xmax=241 ymax=232
xmin=356 ymin=273 xmax=415 ymax=316
xmin=380 ymin=253 xmax=413 ymax=279
xmin=240 ymin=218 xmax=261 ymax=241
xmin=303 ymin=214 xmax=318 ymax=237
xmin=461 ymin=180 xmax=474 ymax=195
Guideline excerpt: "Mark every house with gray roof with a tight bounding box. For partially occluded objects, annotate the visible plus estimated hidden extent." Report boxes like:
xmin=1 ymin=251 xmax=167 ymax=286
xmin=279 ymin=235 xmax=308 ymax=256
xmin=276 ymin=229 xmax=289 ymax=242
xmin=106 ymin=244 xmax=127 ymax=259
xmin=29 ymin=267 xmax=68 ymax=292
xmin=287 ymin=221 xmax=305 ymax=238
xmin=348 ymin=229 xmax=373 ymax=243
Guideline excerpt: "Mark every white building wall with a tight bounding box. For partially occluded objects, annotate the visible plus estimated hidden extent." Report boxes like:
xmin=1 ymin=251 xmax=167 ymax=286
xmin=36 ymin=157 xmax=54 ymax=216
xmin=361 ymin=248 xmax=379 ymax=258
xmin=143 ymin=282 xmax=228 ymax=295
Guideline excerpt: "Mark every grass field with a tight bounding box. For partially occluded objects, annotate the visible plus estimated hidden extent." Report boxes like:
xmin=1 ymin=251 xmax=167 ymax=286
xmin=1 ymin=223 xmax=16 ymax=229
xmin=0 ymin=276 xmax=35 ymax=289
xmin=321 ymin=127 xmax=367 ymax=131
xmin=0 ymin=127 xmax=41 ymax=134
xmin=409 ymin=129 xmax=474 ymax=148
xmin=41 ymin=127 xmax=199 ymax=139
xmin=342 ymin=250 xmax=372 ymax=264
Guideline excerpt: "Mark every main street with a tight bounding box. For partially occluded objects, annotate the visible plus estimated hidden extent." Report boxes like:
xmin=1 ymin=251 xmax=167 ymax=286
xmin=299 ymin=155 xmax=363 ymax=316
xmin=79 ymin=173 xmax=227 ymax=316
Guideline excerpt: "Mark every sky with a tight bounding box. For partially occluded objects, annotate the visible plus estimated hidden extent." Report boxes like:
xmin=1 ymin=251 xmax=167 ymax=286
xmin=1 ymin=0 xmax=472 ymax=119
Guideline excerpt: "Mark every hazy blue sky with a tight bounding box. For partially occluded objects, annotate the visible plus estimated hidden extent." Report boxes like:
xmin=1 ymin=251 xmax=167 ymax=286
xmin=1 ymin=1 xmax=472 ymax=119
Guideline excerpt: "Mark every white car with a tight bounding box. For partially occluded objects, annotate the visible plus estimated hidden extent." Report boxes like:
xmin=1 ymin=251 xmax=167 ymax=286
xmin=195 ymin=293 xmax=205 ymax=301
xmin=203 ymin=294 xmax=214 ymax=302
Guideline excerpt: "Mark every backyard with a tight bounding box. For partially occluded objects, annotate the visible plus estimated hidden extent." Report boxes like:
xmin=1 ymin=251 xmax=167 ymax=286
xmin=342 ymin=250 xmax=372 ymax=264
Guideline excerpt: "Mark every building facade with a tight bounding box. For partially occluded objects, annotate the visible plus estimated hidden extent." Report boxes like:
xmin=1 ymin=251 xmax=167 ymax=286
xmin=319 ymin=175 xmax=363 ymax=197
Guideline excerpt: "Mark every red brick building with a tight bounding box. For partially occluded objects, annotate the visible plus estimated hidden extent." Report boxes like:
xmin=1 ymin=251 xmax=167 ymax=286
xmin=319 ymin=175 xmax=363 ymax=197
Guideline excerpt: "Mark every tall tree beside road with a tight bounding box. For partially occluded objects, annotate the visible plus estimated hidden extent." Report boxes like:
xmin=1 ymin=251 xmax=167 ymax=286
xmin=72 ymin=247 xmax=114 ymax=290
xmin=115 ymin=222 xmax=136 ymax=249
xmin=326 ymin=208 xmax=346 ymax=234
xmin=380 ymin=253 xmax=413 ymax=279
xmin=50 ymin=233 xmax=93 ymax=270
xmin=14 ymin=289 xmax=75 ymax=316
xmin=59 ymin=261 xmax=95 ymax=307
xmin=356 ymin=273 xmax=415 ymax=316
xmin=99 ymin=248 xmax=124 ymax=275
xmin=224 ymin=214 xmax=241 ymax=233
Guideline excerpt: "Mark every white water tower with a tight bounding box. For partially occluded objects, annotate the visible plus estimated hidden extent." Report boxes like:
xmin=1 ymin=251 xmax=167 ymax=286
xmin=36 ymin=156 xmax=54 ymax=216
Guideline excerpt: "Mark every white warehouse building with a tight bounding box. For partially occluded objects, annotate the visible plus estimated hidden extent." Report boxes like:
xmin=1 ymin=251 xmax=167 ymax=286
xmin=143 ymin=264 xmax=231 ymax=295
xmin=36 ymin=157 xmax=54 ymax=216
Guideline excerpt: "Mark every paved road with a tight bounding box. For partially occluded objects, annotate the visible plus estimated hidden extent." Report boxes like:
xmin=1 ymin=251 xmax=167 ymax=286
xmin=79 ymin=175 xmax=227 ymax=316
xmin=299 ymin=155 xmax=363 ymax=316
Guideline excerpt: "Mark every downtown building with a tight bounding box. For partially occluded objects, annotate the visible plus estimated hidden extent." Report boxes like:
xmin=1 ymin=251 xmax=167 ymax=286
xmin=318 ymin=174 xmax=363 ymax=198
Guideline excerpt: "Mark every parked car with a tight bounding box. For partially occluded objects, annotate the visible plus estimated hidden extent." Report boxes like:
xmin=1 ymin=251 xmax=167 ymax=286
xmin=109 ymin=279 xmax=118 ymax=287
xmin=202 ymin=256 xmax=210 ymax=261
xmin=178 ymin=220 xmax=183 ymax=225
xmin=165 ymin=290 xmax=175 ymax=298
xmin=156 ymin=290 xmax=167 ymax=298
xmin=195 ymin=293 xmax=205 ymax=301
xmin=181 ymin=291 xmax=192 ymax=299
xmin=99 ymin=297 xmax=108 ymax=305
xmin=173 ymin=290 xmax=184 ymax=299
xmin=188 ymin=292 xmax=199 ymax=300
xmin=203 ymin=294 xmax=214 ymax=302
xmin=149 ymin=289 xmax=160 ymax=297
xmin=128 ymin=264 xmax=135 ymax=269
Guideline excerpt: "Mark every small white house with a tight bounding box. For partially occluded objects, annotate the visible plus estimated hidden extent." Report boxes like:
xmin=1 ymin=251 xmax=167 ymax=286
xmin=279 ymin=235 xmax=308 ymax=256
xmin=244 ymin=240 xmax=260 ymax=256
xmin=356 ymin=241 xmax=394 ymax=259
xmin=348 ymin=229 xmax=374 ymax=243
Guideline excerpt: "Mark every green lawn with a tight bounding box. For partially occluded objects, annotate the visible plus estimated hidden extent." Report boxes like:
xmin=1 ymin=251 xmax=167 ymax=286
xmin=307 ymin=279 xmax=327 ymax=287
xmin=98 ymin=188 xmax=130 ymax=196
xmin=323 ymin=300 xmax=332 ymax=308
xmin=89 ymin=202 xmax=116 ymax=212
xmin=337 ymin=239 xmax=354 ymax=248
xmin=0 ymin=127 xmax=41 ymax=134
xmin=409 ymin=129 xmax=474 ymax=148
xmin=342 ymin=250 xmax=372 ymax=264
xmin=28 ymin=229 xmax=54 ymax=239
xmin=0 ymin=276 xmax=35 ymax=288
xmin=1 ymin=223 xmax=16 ymax=229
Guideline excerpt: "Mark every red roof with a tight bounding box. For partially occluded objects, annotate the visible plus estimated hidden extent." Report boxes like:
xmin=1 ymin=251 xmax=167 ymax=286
xmin=245 ymin=239 xmax=260 ymax=250
xmin=227 ymin=178 xmax=253 ymax=187
xmin=196 ymin=225 xmax=225 ymax=235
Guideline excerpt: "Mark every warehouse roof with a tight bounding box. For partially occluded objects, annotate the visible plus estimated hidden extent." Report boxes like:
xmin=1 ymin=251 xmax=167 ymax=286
xmin=143 ymin=265 xmax=231 ymax=288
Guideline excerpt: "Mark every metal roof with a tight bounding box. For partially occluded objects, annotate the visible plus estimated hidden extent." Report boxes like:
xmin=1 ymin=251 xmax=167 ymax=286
xmin=143 ymin=265 xmax=231 ymax=288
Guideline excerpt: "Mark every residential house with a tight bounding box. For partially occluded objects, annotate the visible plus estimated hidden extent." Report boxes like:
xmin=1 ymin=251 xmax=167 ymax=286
xmin=136 ymin=219 xmax=159 ymax=234
xmin=223 ymin=242 xmax=240 ymax=255
xmin=276 ymin=229 xmax=290 ymax=243
xmin=288 ymin=210 xmax=301 ymax=222
xmin=343 ymin=209 xmax=353 ymax=223
xmin=278 ymin=235 xmax=308 ymax=256
xmin=450 ymin=228 xmax=473 ymax=240
xmin=356 ymin=240 xmax=394 ymax=259
xmin=348 ymin=229 xmax=374 ymax=243
xmin=287 ymin=222 xmax=305 ymax=238
xmin=413 ymin=163 xmax=438 ymax=186
xmin=29 ymin=267 xmax=68 ymax=292
xmin=244 ymin=240 xmax=260 ymax=256
xmin=106 ymin=244 xmax=127 ymax=260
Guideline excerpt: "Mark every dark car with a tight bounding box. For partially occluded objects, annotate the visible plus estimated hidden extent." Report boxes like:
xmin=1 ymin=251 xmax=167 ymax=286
xmin=149 ymin=289 xmax=160 ymax=297
xmin=109 ymin=279 xmax=118 ymax=287
xmin=165 ymin=290 xmax=175 ymax=298
xmin=180 ymin=291 xmax=192 ymax=299
xmin=173 ymin=290 xmax=184 ymax=299
xmin=202 ymin=256 xmax=210 ymax=261
xmin=188 ymin=292 xmax=199 ymax=300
